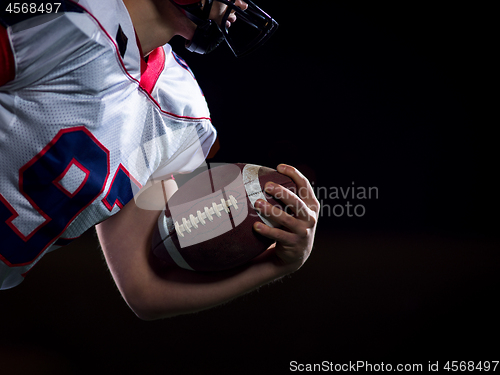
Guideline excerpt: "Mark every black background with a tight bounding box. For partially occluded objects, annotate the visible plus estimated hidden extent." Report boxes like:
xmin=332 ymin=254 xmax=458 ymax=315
xmin=1 ymin=3 xmax=498 ymax=374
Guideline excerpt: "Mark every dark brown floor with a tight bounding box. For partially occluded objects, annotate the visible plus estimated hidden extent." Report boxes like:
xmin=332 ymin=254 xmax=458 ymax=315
xmin=2 ymin=226 xmax=498 ymax=374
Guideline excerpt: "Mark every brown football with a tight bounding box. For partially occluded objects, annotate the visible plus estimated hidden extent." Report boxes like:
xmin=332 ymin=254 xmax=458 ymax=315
xmin=151 ymin=163 xmax=296 ymax=271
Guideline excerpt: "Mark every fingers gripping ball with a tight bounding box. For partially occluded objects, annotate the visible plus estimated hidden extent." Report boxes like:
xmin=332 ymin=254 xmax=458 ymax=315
xmin=151 ymin=163 xmax=296 ymax=272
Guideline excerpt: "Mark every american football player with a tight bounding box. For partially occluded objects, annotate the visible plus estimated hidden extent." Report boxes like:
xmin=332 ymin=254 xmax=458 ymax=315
xmin=0 ymin=0 xmax=319 ymax=319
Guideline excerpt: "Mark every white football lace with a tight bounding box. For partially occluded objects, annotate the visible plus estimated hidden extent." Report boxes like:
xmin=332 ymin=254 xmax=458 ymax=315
xmin=174 ymin=195 xmax=239 ymax=237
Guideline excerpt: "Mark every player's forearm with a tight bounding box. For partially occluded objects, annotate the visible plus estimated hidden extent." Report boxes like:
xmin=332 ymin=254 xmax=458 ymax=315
xmin=97 ymin=198 xmax=294 ymax=320
xmin=128 ymin=247 xmax=290 ymax=320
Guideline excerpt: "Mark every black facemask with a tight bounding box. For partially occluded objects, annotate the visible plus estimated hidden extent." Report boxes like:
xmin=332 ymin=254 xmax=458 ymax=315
xmin=172 ymin=0 xmax=278 ymax=57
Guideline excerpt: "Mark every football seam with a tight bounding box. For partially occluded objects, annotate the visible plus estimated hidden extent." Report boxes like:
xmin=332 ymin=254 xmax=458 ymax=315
xmin=174 ymin=195 xmax=239 ymax=238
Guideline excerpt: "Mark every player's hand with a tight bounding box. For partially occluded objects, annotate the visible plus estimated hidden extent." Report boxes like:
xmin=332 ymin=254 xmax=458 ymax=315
xmin=253 ymin=164 xmax=320 ymax=272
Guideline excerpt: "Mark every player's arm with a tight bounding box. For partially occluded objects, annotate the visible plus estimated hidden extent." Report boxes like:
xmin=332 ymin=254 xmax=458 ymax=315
xmin=96 ymin=165 xmax=319 ymax=320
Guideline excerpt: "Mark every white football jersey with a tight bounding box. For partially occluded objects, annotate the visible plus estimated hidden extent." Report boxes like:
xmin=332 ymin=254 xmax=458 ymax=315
xmin=0 ymin=0 xmax=216 ymax=289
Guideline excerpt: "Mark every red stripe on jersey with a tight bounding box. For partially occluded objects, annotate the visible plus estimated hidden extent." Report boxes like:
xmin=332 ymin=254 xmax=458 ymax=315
xmin=69 ymin=1 xmax=211 ymax=121
xmin=140 ymin=47 xmax=166 ymax=95
xmin=0 ymin=26 xmax=15 ymax=86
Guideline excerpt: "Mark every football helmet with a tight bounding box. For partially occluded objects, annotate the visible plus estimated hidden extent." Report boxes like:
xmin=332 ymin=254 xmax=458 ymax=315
xmin=171 ymin=0 xmax=278 ymax=57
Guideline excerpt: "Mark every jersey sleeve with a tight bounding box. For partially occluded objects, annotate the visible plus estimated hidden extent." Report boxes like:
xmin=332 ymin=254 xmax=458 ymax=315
xmin=151 ymin=120 xmax=217 ymax=179
xmin=0 ymin=261 xmax=24 ymax=290
xmin=0 ymin=5 xmax=100 ymax=91
xmin=148 ymin=45 xmax=217 ymax=179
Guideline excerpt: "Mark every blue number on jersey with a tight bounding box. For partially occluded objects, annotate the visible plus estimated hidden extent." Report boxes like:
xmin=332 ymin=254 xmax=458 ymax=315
xmin=1 ymin=127 xmax=142 ymax=266
xmin=102 ymin=164 xmax=141 ymax=211
xmin=0 ymin=127 xmax=109 ymax=266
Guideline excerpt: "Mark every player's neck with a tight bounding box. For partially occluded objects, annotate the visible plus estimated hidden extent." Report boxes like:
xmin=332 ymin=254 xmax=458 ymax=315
xmin=123 ymin=0 xmax=195 ymax=56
